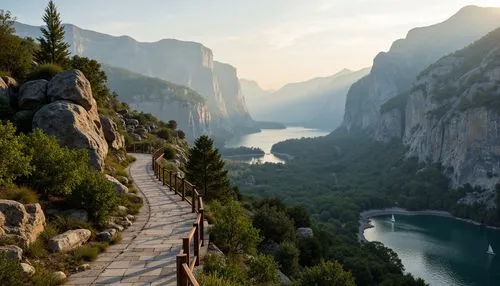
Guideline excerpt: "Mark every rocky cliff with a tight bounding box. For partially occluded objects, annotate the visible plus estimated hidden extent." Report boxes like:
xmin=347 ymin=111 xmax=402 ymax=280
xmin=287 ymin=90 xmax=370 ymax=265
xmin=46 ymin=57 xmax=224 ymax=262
xmin=343 ymin=6 xmax=500 ymax=132
xmin=402 ymin=28 xmax=500 ymax=190
xmin=14 ymin=22 xmax=255 ymax=136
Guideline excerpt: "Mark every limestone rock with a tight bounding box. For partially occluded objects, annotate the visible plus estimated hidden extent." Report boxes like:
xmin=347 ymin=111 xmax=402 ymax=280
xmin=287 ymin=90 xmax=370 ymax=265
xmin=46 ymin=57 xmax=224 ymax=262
xmin=78 ymin=263 xmax=91 ymax=271
xmin=53 ymin=271 xmax=67 ymax=281
xmin=118 ymin=176 xmax=129 ymax=185
xmin=125 ymin=118 xmax=139 ymax=127
xmin=296 ymin=227 xmax=314 ymax=239
xmin=118 ymin=217 xmax=132 ymax=227
xmin=47 ymin=70 xmax=94 ymax=111
xmin=33 ymin=101 xmax=108 ymax=170
xmin=0 ymin=77 xmax=7 ymax=97
xmin=18 ymin=79 xmax=48 ymax=110
xmin=0 ymin=245 xmax=22 ymax=261
xmin=117 ymin=206 xmax=128 ymax=212
xmin=100 ymin=115 xmax=125 ymax=150
xmin=105 ymin=175 xmax=129 ymax=195
xmin=129 ymin=133 xmax=141 ymax=141
xmin=1 ymin=76 xmax=18 ymax=89
xmin=126 ymin=214 xmax=135 ymax=221
xmin=21 ymin=262 xmax=36 ymax=276
xmin=108 ymin=222 xmax=124 ymax=232
xmin=0 ymin=200 xmax=45 ymax=246
xmin=97 ymin=229 xmax=117 ymax=242
xmin=48 ymin=229 xmax=91 ymax=252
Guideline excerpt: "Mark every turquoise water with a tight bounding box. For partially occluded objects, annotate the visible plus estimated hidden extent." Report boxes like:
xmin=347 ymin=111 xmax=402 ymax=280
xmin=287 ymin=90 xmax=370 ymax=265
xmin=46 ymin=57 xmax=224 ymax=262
xmin=364 ymin=215 xmax=500 ymax=286
xmin=224 ymin=127 xmax=328 ymax=163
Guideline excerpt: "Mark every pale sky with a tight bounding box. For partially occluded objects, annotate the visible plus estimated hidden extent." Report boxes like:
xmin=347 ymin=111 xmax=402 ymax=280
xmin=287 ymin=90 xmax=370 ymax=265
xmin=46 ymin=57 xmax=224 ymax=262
xmin=3 ymin=0 xmax=500 ymax=89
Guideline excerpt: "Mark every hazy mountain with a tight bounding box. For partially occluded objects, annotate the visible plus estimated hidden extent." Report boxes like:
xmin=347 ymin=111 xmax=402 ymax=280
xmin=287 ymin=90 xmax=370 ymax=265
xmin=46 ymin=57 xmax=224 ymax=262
xmin=240 ymin=79 xmax=273 ymax=116
xmin=342 ymin=5 xmax=500 ymax=132
xmin=14 ymin=21 xmax=254 ymax=136
xmin=245 ymin=68 xmax=368 ymax=129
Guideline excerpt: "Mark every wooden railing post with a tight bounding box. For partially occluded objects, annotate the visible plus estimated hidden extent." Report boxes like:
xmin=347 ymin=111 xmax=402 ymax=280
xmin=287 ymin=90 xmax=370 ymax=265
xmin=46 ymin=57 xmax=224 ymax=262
xmin=162 ymin=167 xmax=165 ymax=185
xmin=200 ymin=208 xmax=205 ymax=246
xmin=194 ymin=221 xmax=200 ymax=266
xmin=169 ymin=171 xmax=173 ymax=189
xmin=183 ymin=238 xmax=190 ymax=267
xmin=181 ymin=178 xmax=185 ymax=201
xmin=176 ymin=254 xmax=187 ymax=286
xmin=192 ymin=191 xmax=196 ymax=213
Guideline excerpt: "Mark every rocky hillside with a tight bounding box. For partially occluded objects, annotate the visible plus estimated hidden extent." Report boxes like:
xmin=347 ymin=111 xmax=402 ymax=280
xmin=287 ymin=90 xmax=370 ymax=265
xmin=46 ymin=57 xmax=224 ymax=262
xmin=14 ymin=22 xmax=255 ymax=136
xmin=214 ymin=62 xmax=251 ymax=123
xmin=342 ymin=5 xmax=500 ymax=132
xmin=103 ymin=65 xmax=211 ymax=141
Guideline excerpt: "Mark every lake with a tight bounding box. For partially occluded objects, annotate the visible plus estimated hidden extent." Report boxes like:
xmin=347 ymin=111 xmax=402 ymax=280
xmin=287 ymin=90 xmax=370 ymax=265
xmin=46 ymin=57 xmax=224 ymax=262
xmin=364 ymin=215 xmax=500 ymax=286
xmin=224 ymin=126 xmax=329 ymax=164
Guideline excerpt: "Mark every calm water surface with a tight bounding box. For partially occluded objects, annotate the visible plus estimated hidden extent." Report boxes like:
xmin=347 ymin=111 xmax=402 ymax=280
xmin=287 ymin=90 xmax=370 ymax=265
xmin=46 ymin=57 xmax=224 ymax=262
xmin=364 ymin=215 xmax=500 ymax=286
xmin=225 ymin=126 xmax=329 ymax=163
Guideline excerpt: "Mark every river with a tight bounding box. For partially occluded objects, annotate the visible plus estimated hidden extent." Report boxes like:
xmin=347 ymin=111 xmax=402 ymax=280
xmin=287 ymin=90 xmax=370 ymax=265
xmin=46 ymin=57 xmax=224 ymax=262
xmin=364 ymin=215 xmax=500 ymax=286
xmin=224 ymin=126 xmax=329 ymax=164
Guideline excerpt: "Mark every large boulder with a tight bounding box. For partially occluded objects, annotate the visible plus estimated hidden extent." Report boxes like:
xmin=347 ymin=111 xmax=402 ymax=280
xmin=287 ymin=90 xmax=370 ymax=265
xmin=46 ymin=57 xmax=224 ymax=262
xmin=18 ymin=79 xmax=48 ymax=110
xmin=0 ymin=200 xmax=46 ymax=246
xmin=21 ymin=262 xmax=36 ymax=276
xmin=32 ymin=101 xmax=108 ymax=170
xmin=105 ymin=175 xmax=129 ymax=195
xmin=100 ymin=115 xmax=125 ymax=150
xmin=48 ymin=229 xmax=91 ymax=252
xmin=47 ymin=70 xmax=94 ymax=111
xmin=296 ymin=227 xmax=314 ymax=239
xmin=0 ymin=77 xmax=7 ymax=97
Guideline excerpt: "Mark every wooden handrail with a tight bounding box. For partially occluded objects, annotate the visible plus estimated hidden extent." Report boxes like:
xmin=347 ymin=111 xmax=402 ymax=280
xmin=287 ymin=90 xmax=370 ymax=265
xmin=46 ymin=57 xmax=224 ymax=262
xmin=152 ymin=148 xmax=205 ymax=286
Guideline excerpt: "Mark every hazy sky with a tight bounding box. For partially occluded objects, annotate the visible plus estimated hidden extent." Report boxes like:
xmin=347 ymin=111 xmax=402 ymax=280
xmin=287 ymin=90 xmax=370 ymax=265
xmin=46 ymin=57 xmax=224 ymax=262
xmin=3 ymin=0 xmax=500 ymax=89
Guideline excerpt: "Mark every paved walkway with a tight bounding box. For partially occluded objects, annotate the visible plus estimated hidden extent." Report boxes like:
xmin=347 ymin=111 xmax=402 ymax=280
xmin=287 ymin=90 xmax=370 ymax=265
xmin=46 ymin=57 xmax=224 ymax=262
xmin=67 ymin=153 xmax=197 ymax=285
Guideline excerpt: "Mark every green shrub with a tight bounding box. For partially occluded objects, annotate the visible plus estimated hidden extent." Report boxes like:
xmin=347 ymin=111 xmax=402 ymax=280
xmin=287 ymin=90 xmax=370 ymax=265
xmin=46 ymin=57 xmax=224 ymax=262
xmin=26 ymin=63 xmax=63 ymax=81
xmin=196 ymin=273 xmax=240 ymax=286
xmin=68 ymin=169 xmax=118 ymax=225
xmin=210 ymin=200 xmax=261 ymax=255
xmin=110 ymin=233 xmax=122 ymax=245
xmin=253 ymin=205 xmax=296 ymax=243
xmin=72 ymin=246 xmax=98 ymax=262
xmin=31 ymin=266 xmax=64 ymax=286
xmin=300 ymin=260 xmax=355 ymax=286
xmin=0 ymin=122 xmax=32 ymax=186
xmin=24 ymin=129 xmax=88 ymax=198
xmin=51 ymin=216 xmax=92 ymax=233
xmin=0 ymin=254 xmax=23 ymax=286
xmin=0 ymin=186 xmax=38 ymax=204
xmin=248 ymin=254 xmax=280 ymax=285
xmin=0 ymin=32 xmax=34 ymax=80
xmin=275 ymin=241 xmax=300 ymax=278
xmin=156 ymin=128 xmax=173 ymax=141
xmin=203 ymin=253 xmax=226 ymax=275
xmin=287 ymin=206 xmax=311 ymax=228
xmin=177 ymin=130 xmax=186 ymax=140
xmin=163 ymin=145 xmax=177 ymax=160
xmin=167 ymin=120 xmax=177 ymax=130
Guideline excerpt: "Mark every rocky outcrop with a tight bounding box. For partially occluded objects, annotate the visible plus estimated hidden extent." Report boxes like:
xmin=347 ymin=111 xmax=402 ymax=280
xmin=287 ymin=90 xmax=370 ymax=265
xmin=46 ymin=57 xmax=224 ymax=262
xmin=0 ymin=245 xmax=23 ymax=261
xmin=214 ymin=62 xmax=251 ymax=122
xmin=296 ymin=227 xmax=314 ymax=239
xmin=21 ymin=262 xmax=35 ymax=276
xmin=47 ymin=70 xmax=94 ymax=111
xmin=343 ymin=6 xmax=500 ymax=132
xmin=48 ymin=229 xmax=91 ymax=252
xmin=375 ymin=108 xmax=405 ymax=142
xmin=100 ymin=116 xmax=125 ymax=150
xmin=105 ymin=175 xmax=129 ymax=195
xmin=403 ymin=28 xmax=500 ymax=190
xmin=18 ymin=79 xmax=48 ymax=110
xmin=33 ymin=101 xmax=108 ymax=169
xmin=0 ymin=200 xmax=46 ymax=246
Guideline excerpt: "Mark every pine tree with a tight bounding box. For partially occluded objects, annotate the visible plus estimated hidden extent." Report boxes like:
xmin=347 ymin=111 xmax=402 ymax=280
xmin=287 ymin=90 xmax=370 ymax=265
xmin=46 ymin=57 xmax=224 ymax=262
xmin=0 ymin=10 xmax=16 ymax=34
xmin=186 ymin=135 xmax=232 ymax=201
xmin=35 ymin=1 xmax=69 ymax=66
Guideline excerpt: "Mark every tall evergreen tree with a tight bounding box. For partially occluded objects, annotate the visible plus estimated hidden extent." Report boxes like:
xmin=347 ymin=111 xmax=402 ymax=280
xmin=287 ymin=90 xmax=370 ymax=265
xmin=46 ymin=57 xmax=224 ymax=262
xmin=186 ymin=135 xmax=232 ymax=201
xmin=35 ymin=1 xmax=69 ymax=66
xmin=0 ymin=10 xmax=16 ymax=34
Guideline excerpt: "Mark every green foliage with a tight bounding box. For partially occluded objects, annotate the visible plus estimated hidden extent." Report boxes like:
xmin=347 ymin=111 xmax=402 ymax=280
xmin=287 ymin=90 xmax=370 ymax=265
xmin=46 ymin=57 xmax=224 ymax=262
xmin=35 ymin=1 xmax=70 ymax=66
xmin=253 ymin=205 xmax=296 ymax=243
xmin=51 ymin=216 xmax=92 ymax=233
xmin=300 ymin=260 xmax=355 ymax=286
xmin=0 ymin=186 xmax=38 ymax=204
xmin=72 ymin=246 xmax=98 ymax=262
xmin=167 ymin=120 xmax=177 ymax=130
xmin=0 ymin=122 xmax=32 ymax=186
xmin=31 ymin=266 xmax=64 ymax=286
xmin=26 ymin=63 xmax=63 ymax=81
xmin=177 ymin=130 xmax=186 ymax=140
xmin=24 ymin=129 xmax=87 ymax=198
xmin=275 ymin=241 xmax=300 ymax=277
xmin=248 ymin=254 xmax=280 ymax=285
xmin=287 ymin=206 xmax=311 ymax=228
xmin=70 ymin=56 xmax=110 ymax=106
xmin=203 ymin=253 xmax=227 ymax=274
xmin=69 ymin=169 xmax=118 ymax=225
xmin=220 ymin=147 xmax=265 ymax=157
xmin=196 ymin=273 xmax=241 ymax=286
xmin=163 ymin=145 xmax=177 ymax=160
xmin=0 ymin=10 xmax=16 ymax=34
xmin=0 ymin=254 xmax=23 ymax=286
xmin=0 ymin=30 xmax=34 ymax=79
xmin=187 ymin=136 xmax=232 ymax=201
xmin=156 ymin=128 xmax=173 ymax=141
xmin=210 ymin=200 xmax=261 ymax=255
xmin=0 ymin=95 xmax=13 ymax=120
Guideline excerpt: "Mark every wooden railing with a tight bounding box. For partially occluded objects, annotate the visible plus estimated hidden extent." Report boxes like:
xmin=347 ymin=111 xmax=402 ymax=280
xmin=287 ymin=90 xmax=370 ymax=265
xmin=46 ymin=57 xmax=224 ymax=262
xmin=152 ymin=148 xmax=204 ymax=286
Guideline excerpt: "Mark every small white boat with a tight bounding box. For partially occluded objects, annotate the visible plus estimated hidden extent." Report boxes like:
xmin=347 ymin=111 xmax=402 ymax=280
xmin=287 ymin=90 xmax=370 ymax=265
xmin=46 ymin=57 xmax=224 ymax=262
xmin=391 ymin=214 xmax=396 ymax=223
xmin=487 ymin=244 xmax=495 ymax=256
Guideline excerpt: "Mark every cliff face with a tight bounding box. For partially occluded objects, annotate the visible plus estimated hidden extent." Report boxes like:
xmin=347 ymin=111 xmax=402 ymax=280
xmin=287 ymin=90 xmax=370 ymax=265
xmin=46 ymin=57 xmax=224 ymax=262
xmin=214 ymin=62 xmax=252 ymax=122
xmin=342 ymin=6 xmax=500 ymax=132
xmin=403 ymin=28 xmax=500 ymax=189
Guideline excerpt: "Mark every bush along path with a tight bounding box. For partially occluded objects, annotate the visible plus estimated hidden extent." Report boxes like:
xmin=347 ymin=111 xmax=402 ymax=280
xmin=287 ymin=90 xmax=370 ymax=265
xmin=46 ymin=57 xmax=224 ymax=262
xmin=66 ymin=153 xmax=198 ymax=285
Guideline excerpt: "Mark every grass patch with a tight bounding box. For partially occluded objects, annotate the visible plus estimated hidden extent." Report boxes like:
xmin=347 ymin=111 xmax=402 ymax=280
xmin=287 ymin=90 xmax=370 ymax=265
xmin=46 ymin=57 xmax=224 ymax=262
xmin=110 ymin=233 xmax=122 ymax=245
xmin=120 ymin=194 xmax=143 ymax=215
xmin=0 ymin=186 xmax=38 ymax=204
xmin=72 ymin=246 xmax=98 ymax=262
xmin=51 ymin=216 xmax=94 ymax=234
xmin=31 ymin=265 xmax=64 ymax=286
xmin=0 ymin=235 xmax=21 ymax=247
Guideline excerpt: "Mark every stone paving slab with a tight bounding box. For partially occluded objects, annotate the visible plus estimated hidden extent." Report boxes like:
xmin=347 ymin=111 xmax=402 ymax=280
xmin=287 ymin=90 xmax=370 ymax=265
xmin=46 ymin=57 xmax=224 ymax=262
xmin=66 ymin=153 xmax=197 ymax=286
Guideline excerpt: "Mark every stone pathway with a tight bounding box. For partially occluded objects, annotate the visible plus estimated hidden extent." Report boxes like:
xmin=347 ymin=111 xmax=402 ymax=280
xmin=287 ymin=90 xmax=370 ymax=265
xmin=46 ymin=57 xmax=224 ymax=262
xmin=66 ymin=153 xmax=197 ymax=285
